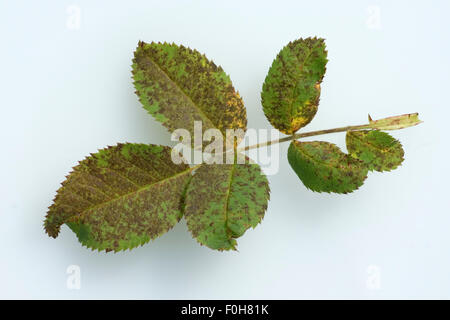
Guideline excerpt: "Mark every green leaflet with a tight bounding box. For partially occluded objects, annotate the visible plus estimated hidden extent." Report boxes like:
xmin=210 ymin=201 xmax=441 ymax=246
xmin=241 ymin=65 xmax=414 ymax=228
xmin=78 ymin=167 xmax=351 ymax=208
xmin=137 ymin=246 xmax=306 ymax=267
xmin=288 ymin=141 xmax=368 ymax=194
xmin=184 ymin=162 xmax=270 ymax=251
xmin=44 ymin=143 xmax=192 ymax=252
xmin=261 ymin=37 xmax=328 ymax=134
xmin=132 ymin=41 xmax=247 ymax=148
xmin=346 ymin=130 xmax=404 ymax=172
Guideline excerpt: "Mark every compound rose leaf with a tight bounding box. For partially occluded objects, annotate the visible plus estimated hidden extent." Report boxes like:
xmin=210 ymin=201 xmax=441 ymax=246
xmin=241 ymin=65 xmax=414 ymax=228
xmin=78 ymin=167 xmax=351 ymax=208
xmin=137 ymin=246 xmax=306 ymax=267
xmin=184 ymin=161 xmax=270 ymax=251
xmin=261 ymin=37 xmax=328 ymax=134
xmin=288 ymin=141 xmax=368 ymax=194
xmin=44 ymin=143 xmax=192 ymax=252
xmin=346 ymin=130 xmax=404 ymax=172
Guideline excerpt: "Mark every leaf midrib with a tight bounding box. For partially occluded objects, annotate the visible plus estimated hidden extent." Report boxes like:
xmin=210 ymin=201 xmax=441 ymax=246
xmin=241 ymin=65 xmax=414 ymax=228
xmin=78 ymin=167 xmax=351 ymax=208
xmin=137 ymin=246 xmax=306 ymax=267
xmin=288 ymin=46 xmax=314 ymax=125
xmin=222 ymin=163 xmax=236 ymax=243
xmin=287 ymin=41 xmax=324 ymax=128
xmin=349 ymin=132 xmax=399 ymax=154
xmin=72 ymin=167 xmax=192 ymax=220
xmin=293 ymin=142 xmax=346 ymax=170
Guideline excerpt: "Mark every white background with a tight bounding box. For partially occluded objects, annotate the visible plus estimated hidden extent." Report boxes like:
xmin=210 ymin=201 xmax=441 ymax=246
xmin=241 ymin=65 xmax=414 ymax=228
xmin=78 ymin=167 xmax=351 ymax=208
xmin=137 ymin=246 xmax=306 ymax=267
xmin=1 ymin=0 xmax=449 ymax=299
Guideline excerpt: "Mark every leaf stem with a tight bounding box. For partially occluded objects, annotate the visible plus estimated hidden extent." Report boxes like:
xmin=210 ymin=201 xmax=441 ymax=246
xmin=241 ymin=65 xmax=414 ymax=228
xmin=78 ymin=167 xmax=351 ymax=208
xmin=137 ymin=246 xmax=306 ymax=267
xmin=240 ymin=123 xmax=371 ymax=151
xmin=240 ymin=112 xmax=422 ymax=151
